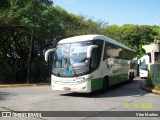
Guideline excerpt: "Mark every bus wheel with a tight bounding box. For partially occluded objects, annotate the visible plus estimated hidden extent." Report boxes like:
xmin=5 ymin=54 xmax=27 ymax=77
xmin=132 ymin=72 xmax=134 ymax=79
xmin=101 ymin=77 xmax=109 ymax=93
xmin=128 ymin=72 xmax=133 ymax=83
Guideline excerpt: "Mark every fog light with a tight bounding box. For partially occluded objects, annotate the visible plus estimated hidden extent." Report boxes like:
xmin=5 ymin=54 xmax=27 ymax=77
xmin=82 ymin=87 xmax=86 ymax=90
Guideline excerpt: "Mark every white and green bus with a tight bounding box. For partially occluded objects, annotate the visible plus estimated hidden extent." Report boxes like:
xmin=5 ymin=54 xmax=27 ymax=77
xmin=45 ymin=35 xmax=136 ymax=93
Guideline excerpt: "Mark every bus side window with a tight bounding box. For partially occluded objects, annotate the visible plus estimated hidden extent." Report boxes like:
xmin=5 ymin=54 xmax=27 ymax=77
xmin=92 ymin=40 xmax=103 ymax=62
xmin=103 ymin=42 xmax=110 ymax=60
xmin=103 ymin=42 xmax=121 ymax=60
xmin=90 ymin=48 xmax=99 ymax=72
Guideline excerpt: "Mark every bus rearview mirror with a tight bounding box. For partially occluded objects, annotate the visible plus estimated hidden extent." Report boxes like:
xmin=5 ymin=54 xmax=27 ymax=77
xmin=45 ymin=48 xmax=55 ymax=62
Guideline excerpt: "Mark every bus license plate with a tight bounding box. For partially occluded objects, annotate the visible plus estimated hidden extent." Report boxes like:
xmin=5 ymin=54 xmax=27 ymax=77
xmin=63 ymin=87 xmax=71 ymax=91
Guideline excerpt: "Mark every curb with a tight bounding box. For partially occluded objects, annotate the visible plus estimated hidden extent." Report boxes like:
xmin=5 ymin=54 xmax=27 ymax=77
xmin=0 ymin=83 xmax=50 ymax=88
xmin=141 ymin=81 xmax=160 ymax=95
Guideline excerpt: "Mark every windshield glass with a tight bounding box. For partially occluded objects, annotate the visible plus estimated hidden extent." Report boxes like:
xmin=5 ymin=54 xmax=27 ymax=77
xmin=140 ymin=60 xmax=148 ymax=71
xmin=53 ymin=44 xmax=70 ymax=68
xmin=70 ymin=43 xmax=89 ymax=66
xmin=53 ymin=41 xmax=91 ymax=77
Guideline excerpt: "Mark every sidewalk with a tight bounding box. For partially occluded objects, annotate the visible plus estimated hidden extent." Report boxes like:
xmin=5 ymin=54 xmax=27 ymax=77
xmin=141 ymin=81 xmax=160 ymax=95
xmin=0 ymin=83 xmax=50 ymax=88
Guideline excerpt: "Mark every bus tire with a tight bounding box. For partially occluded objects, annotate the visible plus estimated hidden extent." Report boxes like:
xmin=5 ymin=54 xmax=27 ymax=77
xmin=132 ymin=72 xmax=134 ymax=79
xmin=101 ymin=76 xmax=109 ymax=93
xmin=128 ymin=72 xmax=133 ymax=83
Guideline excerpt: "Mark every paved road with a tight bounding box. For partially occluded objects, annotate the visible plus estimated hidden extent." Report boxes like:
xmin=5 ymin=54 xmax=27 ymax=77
xmin=0 ymin=77 xmax=160 ymax=120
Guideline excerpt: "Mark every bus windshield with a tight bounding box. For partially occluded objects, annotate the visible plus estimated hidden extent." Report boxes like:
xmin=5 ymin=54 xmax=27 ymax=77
xmin=139 ymin=55 xmax=149 ymax=71
xmin=52 ymin=41 xmax=91 ymax=77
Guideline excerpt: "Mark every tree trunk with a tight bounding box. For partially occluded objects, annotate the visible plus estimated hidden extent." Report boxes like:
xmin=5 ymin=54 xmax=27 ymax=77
xmin=27 ymin=29 xmax=34 ymax=83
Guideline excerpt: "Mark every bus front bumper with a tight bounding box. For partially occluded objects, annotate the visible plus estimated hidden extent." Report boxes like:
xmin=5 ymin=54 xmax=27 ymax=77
xmin=51 ymin=78 xmax=91 ymax=93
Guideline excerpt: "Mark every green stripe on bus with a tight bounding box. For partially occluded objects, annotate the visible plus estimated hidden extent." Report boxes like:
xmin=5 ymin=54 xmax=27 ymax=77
xmin=109 ymin=74 xmax=128 ymax=86
xmin=91 ymin=74 xmax=128 ymax=91
xmin=91 ymin=78 xmax=103 ymax=92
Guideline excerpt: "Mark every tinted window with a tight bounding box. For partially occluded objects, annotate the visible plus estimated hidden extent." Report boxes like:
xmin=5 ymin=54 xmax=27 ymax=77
xmin=92 ymin=40 xmax=104 ymax=64
xmin=103 ymin=42 xmax=122 ymax=59
xmin=103 ymin=41 xmax=136 ymax=60
xmin=90 ymin=40 xmax=104 ymax=72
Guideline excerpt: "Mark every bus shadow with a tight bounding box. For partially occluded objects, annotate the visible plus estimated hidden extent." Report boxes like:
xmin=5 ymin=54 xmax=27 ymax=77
xmin=60 ymin=79 xmax=148 ymax=98
xmin=0 ymin=92 xmax=16 ymax=101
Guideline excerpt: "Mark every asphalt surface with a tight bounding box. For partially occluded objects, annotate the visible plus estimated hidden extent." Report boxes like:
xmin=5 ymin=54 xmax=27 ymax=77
xmin=0 ymin=77 xmax=160 ymax=120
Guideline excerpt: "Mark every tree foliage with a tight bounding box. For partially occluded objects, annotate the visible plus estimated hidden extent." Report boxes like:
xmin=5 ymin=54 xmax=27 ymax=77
xmin=101 ymin=24 xmax=160 ymax=57
xmin=0 ymin=0 xmax=107 ymax=83
xmin=0 ymin=0 xmax=160 ymax=84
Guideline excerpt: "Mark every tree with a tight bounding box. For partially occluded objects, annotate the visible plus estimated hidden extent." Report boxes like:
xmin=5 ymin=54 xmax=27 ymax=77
xmin=100 ymin=24 xmax=122 ymax=41
xmin=2 ymin=1 xmax=159 ymax=84
xmin=0 ymin=0 xmax=107 ymax=83
xmin=101 ymin=24 xmax=159 ymax=58
xmin=0 ymin=0 xmax=55 ymax=83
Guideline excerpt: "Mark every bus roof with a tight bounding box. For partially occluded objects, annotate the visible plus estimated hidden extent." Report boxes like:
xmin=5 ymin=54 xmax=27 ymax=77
xmin=58 ymin=34 xmax=135 ymax=52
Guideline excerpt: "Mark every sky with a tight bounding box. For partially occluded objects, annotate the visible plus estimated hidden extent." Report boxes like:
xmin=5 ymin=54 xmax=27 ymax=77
xmin=53 ymin=0 xmax=160 ymax=26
